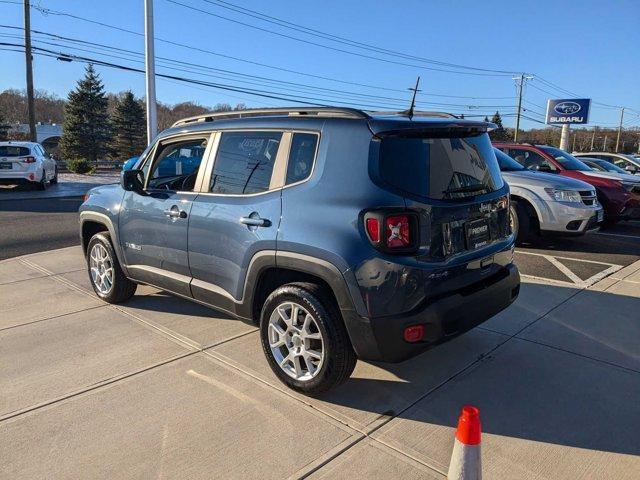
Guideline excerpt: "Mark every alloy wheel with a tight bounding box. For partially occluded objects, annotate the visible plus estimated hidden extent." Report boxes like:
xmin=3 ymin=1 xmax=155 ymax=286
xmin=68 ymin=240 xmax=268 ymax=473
xmin=268 ymin=302 xmax=325 ymax=381
xmin=89 ymin=243 xmax=114 ymax=295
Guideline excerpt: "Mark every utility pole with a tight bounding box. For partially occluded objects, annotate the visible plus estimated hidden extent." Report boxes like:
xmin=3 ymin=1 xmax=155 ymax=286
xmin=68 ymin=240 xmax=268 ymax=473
xmin=572 ymin=132 xmax=576 ymax=152
xmin=615 ymin=107 xmax=625 ymax=153
xmin=144 ymin=0 xmax=157 ymax=144
xmin=23 ymin=0 xmax=36 ymax=142
xmin=590 ymin=126 xmax=596 ymax=151
xmin=603 ymin=135 xmax=608 ymax=151
xmin=513 ymin=74 xmax=533 ymax=143
xmin=405 ymin=76 xmax=421 ymax=119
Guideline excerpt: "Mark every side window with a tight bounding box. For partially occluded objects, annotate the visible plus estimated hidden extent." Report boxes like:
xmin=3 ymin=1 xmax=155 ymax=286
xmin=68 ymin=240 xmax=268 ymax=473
xmin=286 ymin=133 xmax=318 ymax=185
xmin=510 ymin=149 xmax=556 ymax=171
xmin=210 ymin=131 xmax=282 ymax=195
xmin=612 ymin=158 xmax=626 ymax=167
xmin=147 ymin=138 xmax=207 ymax=191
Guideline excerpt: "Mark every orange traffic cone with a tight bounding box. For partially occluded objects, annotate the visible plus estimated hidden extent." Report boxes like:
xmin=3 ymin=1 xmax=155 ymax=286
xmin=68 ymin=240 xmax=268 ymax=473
xmin=448 ymin=405 xmax=482 ymax=480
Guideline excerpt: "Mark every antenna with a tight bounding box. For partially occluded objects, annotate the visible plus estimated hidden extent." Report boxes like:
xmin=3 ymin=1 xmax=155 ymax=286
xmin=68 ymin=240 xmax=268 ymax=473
xmin=404 ymin=76 xmax=421 ymax=119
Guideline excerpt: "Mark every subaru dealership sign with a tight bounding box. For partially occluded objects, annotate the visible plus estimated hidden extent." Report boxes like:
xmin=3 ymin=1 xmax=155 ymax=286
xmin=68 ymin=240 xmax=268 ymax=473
xmin=545 ymin=98 xmax=591 ymax=125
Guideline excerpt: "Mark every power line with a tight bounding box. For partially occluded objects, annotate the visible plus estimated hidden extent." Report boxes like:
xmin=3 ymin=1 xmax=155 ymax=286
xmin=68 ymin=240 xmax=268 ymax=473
xmin=0 ymin=25 xmax=518 ymax=109
xmin=164 ymin=0 xmax=516 ymax=77
xmin=195 ymin=0 xmax=522 ymax=75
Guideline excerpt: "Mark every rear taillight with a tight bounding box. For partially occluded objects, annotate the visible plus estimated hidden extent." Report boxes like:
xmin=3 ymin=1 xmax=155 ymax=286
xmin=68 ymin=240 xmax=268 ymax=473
xmin=404 ymin=325 xmax=424 ymax=343
xmin=22 ymin=156 xmax=36 ymax=163
xmin=363 ymin=210 xmax=418 ymax=253
xmin=365 ymin=218 xmax=380 ymax=243
xmin=385 ymin=215 xmax=411 ymax=249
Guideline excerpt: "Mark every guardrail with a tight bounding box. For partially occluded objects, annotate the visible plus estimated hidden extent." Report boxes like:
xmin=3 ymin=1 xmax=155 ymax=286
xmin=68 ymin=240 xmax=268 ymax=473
xmin=58 ymin=160 xmax=122 ymax=173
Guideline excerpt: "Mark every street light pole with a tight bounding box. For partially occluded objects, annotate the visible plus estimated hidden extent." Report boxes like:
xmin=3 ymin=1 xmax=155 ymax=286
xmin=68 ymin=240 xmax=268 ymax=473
xmin=23 ymin=0 xmax=36 ymax=142
xmin=144 ymin=0 xmax=157 ymax=145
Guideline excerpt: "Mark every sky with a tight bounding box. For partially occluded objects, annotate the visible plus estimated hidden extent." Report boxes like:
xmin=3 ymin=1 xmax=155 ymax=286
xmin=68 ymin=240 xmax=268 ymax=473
xmin=1 ymin=0 xmax=639 ymax=130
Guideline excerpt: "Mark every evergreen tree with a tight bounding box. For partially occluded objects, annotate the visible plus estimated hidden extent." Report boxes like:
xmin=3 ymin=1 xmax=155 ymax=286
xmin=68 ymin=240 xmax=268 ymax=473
xmin=489 ymin=111 xmax=509 ymax=142
xmin=109 ymin=91 xmax=146 ymax=159
xmin=59 ymin=64 xmax=111 ymax=161
xmin=484 ymin=116 xmax=489 ymax=122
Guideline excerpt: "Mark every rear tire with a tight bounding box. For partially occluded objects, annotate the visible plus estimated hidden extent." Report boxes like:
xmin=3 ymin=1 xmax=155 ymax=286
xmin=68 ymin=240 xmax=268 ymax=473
xmin=260 ymin=282 xmax=356 ymax=395
xmin=35 ymin=170 xmax=47 ymax=190
xmin=86 ymin=232 xmax=137 ymax=303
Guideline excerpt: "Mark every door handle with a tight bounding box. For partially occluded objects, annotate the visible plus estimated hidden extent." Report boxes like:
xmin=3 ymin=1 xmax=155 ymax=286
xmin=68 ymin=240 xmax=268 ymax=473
xmin=164 ymin=205 xmax=187 ymax=219
xmin=240 ymin=216 xmax=271 ymax=227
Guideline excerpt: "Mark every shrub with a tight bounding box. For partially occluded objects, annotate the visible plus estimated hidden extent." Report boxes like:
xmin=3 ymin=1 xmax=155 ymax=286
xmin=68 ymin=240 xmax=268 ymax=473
xmin=66 ymin=158 xmax=95 ymax=174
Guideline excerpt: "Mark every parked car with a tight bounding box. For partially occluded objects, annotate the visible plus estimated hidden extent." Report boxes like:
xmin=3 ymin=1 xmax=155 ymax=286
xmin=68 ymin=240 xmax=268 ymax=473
xmin=494 ymin=143 xmax=640 ymax=223
xmin=0 ymin=141 xmax=58 ymax=190
xmin=579 ymin=158 xmax=640 ymax=185
xmin=122 ymin=156 xmax=139 ymax=171
xmin=494 ymin=148 xmax=602 ymax=243
xmin=574 ymin=152 xmax=640 ymax=175
xmin=80 ymin=107 xmax=520 ymax=394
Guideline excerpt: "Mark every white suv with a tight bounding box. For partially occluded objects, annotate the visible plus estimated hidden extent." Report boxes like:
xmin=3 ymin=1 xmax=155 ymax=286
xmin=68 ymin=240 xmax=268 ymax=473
xmin=0 ymin=141 xmax=58 ymax=190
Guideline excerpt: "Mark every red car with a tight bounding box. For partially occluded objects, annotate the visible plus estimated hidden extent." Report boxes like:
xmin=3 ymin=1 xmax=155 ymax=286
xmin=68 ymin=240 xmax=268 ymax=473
xmin=494 ymin=143 xmax=640 ymax=223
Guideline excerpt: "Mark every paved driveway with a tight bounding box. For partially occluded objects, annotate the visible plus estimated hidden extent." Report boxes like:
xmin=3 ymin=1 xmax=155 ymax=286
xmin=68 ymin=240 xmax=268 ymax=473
xmin=1 ymin=247 xmax=639 ymax=479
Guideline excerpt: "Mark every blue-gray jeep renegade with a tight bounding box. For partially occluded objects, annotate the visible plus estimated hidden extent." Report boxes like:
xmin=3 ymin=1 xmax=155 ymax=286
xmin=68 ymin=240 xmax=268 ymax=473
xmin=79 ymin=107 xmax=520 ymax=394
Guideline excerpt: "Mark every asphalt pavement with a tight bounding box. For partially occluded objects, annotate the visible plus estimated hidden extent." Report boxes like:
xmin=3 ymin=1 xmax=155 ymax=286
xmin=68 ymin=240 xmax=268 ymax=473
xmin=0 ymin=173 xmax=117 ymax=260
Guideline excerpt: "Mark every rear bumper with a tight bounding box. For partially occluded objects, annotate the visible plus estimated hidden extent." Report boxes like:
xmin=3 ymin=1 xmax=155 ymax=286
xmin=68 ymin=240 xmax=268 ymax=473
xmin=0 ymin=177 xmax=33 ymax=185
xmin=0 ymin=169 xmax=39 ymax=184
xmin=343 ymin=263 xmax=520 ymax=362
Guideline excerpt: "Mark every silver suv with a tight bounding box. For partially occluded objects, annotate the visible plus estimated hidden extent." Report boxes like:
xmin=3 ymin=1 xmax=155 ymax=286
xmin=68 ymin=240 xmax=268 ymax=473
xmin=494 ymin=148 xmax=602 ymax=243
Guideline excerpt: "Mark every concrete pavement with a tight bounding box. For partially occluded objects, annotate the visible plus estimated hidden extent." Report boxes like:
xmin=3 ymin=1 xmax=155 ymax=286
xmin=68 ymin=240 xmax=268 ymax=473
xmin=1 ymin=246 xmax=639 ymax=479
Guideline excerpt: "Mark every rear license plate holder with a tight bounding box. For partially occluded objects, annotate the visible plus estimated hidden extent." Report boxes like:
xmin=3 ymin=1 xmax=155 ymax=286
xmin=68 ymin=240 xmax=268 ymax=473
xmin=0 ymin=162 xmax=11 ymax=170
xmin=465 ymin=218 xmax=491 ymax=250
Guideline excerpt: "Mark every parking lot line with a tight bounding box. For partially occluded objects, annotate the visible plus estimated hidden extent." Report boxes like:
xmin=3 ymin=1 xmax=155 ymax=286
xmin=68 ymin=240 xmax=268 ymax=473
xmin=516 ymin=250 xmax=620 ymax=267
xmin=595 ymin=231 xmax=640 ymax=240
xmin=516 ymin=250 xmax=624 ymax=288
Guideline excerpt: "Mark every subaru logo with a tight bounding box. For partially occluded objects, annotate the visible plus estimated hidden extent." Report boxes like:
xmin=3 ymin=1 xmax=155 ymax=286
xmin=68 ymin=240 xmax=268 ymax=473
xmin=554 ymin=101 xmax=581 ymax=115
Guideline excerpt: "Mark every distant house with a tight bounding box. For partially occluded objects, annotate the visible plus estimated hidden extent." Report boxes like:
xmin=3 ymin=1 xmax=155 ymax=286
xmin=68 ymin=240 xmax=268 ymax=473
xmin=9 ymin=123 xmax=62 ymax=156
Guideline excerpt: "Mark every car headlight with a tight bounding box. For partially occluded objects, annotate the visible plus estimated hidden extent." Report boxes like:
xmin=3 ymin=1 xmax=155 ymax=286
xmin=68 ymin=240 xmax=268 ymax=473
xmin=621 ymin=181 xmax=640 ymax=193
xmin=544 ymin=188 xmax=582 ymax=203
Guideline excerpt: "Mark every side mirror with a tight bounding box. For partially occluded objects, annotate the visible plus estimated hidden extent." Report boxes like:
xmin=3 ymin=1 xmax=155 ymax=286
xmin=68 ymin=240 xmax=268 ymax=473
xmin=536 ymin=164 xmax=553 ymax=173
xmin=624 ymin=164 xmax=638 ymax=173
xmin=121 ymin=169 xmax=145 ymax=193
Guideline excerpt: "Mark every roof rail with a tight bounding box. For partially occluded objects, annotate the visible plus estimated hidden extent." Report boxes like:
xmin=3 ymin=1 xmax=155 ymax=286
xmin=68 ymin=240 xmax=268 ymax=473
xmin=370 ymin=110 xmax=459 ymax=119
xmin=171 ymin=107 xmax=370 ymax=128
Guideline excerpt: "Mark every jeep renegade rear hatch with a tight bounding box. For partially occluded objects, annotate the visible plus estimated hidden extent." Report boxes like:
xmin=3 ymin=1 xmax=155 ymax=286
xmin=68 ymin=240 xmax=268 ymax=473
xmin=369 ymin=123 xmax=510 ymax=263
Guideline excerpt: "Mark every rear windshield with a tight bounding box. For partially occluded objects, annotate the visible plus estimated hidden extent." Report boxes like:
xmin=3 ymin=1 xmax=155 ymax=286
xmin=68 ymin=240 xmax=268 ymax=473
xmin=378 ymin=133 xmax=503 ymax=200
xmin=539 ymin=146 xmax=590 ymax=171
xmin=0 ymin=146 xmax=30 ymax=157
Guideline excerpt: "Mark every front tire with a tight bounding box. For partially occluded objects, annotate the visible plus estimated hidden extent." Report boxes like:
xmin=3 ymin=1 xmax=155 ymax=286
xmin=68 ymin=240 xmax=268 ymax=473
xmin=260 ymin=282 xmax=356 ymax=395
xmin=510 ymin=200 xmax=533 ymax=245
xmin=86 ymin=232 xmax=137 ymax=303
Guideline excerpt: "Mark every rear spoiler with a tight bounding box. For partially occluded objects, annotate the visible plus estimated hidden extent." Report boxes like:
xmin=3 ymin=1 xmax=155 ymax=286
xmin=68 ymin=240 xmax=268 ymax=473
xmin=368 ymin=117 xmax=495 ymax=137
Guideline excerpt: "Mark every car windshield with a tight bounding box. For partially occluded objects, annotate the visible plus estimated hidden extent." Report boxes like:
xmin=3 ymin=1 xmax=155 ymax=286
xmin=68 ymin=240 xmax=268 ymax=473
xmin=0 ymin=146 xmax=30 ymax=156
xmin=593 ymin=159 xmax=627 ymax=174
xmin=377 ymin=132 xmax=504 ymax=200
xmin=539 ymin=146 xmax=591 ymax=171
xmin=493 ymin=148 xmax=525 ymax=171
